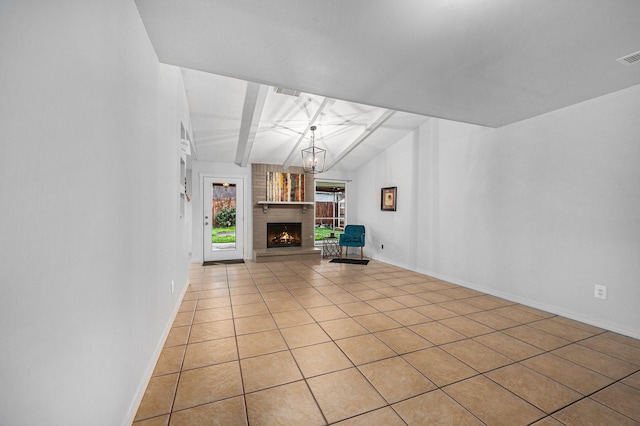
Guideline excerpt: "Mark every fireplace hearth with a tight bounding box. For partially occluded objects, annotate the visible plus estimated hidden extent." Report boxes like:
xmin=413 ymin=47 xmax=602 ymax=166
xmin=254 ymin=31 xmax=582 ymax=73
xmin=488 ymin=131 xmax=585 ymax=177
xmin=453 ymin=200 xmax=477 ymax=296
xmin=267 ymin=222 xmax=302 ymax=248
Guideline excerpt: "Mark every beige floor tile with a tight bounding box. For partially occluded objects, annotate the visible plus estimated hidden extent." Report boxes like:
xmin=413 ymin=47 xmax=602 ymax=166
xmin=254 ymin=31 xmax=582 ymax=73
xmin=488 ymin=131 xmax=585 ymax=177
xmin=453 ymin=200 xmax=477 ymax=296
xmin=591 ymin=382 xmax=640 ymax=422
xmin=240 ymin=350 xmax=303 ymax=393
xmin=438 ymin=300 xmax=484 ymax=315
xmin=326 ymin=292 xmax=361 ymax=304
xmin=292 ymin=342 xmax=353 ymax=377
xmin=265 ymin=298 xmax=303 ymax=313
xmin=199 ymin=289 xmax=230 ymax=299
xmin=438 ymin=287 xmax=483 ymax=299
xmin=350 ymin=289 xmax=384 ymax=301
xmin=486 ymin=364 xmax=582 ymax=413
xmin=257 ymin=283 xmax=287 ymax=292
xmin=580 ymin=333 xmax=640 ymax=365
xmin=409 ymin=321 xmax=466 ymax=345
xmin=359 ymin=356 xmax=436 ymax=403
xmin=622 ymin=371 xmax=640 ymax=390
xmin=134 ymin=373 xmax=179 ymax=421
xmin=173 ymin=361 xmax=243 ymax=411
xmin=140 ymin=260 xmax=640 ymax=425
xmin=392 ymin=390 xmax=483 ymax=426
xmin=464 ymin=295 xmax=514 ymax=310
xmin=549 ymin=316 xmax=605 ymax=334
xmin=466 ymin=311 xmax=520 ymax=330
xmin=374 ymin=328 xmax=433 ymax=354
xmin=188 ymin=319 xmax=235 ymax=343
xmin=280 ymin=323 xmax=331 ymax=348
xmin=473 ymin=332 xmax=543 ymax=361
xmin=169 ymin=396 xmax=246 ymax=426
xmin=319 ymin=317 xmax=368 ymax=340
xmin=392 ymin=294 xmax=431 ymax=307
xmin=182 ymin=336 xmax=238 ymax=370
xmin=172 ymin=312 xmax=194 ymax=327
xmin=338 ymin=301 xmax=378 ymax=316
xmin=308 ymin=368 xmax=386 ymax=423
xmin=514 ymin=305 xmax=556 ymax=319
xmin=522 ymin=353 xmax=613 ymax=395
xmin=492 ymin=306 xmax=546 ymax=324
xmin=234 ymin=314 xmax=277 ymax=335
xmin=403 ymin=347 xmax=478 ymax=387
xmin=503 ymin=325 xmax=571 ymax=351
xmin=366 ymin=297 xmax=406 ymax=312
xmin=232 ymin=302 xmax=270 ymax=318
xmin=236 ymin=329 xmax=288 ymax=358
xmin=374 ymin=287 xmax=409 ymax=298
xmin=336 ymin=334 xmax=396 ymax=365
xmin=261 ymin=290 xmax=294 ymax=301
xmin=528 ymin=318 xmax=596 ymax=342
xmin=333 ymin=407 xmax=405 ymax=425
xmin=272 ymin=309 xmax=314 ymax=328
xmin=133 ymin=414 xmax=169 ymax=426
xmin=444 ymin=375 xmax=544 ymax=425
xmin=417 ymin=291 xmax=455 ymax=304
xmin=245 ymin=381 xmax=325 ymax=425
xmin=441 ymin=339 xmax=512 ymax=372
xmin=152 ymin=345 xmax=186 ymax=376
xmin=178 ymin=300 xmax=197 ymax=313
xmin=439 ymin=316 xmax=494 ymax=337
xmin=553 ymin=344 xmax=638 ymax=379
xmin=296 ymin=295 xmax=332 ymax=308
xmin=306 ymin=305 xmax=348 ymax=321
xmin=315 ymin=284 xmax=347 ymax=295
xmin=413 ymin=304 xmax=458 ymax=320
xmin=193 ymin=306 xmax=233 ymax=324
xmin=530 ymin=417 xmax=564 ymax=426
xmin=353 ymin=312 xmax=402 ymax=332
xmin=196 ymin=297 xmax=230 ymax=310
xmin=553 ymin=398 xmax=638 ymax=426
xmin=384 ymin=308 xmax=431 ymax=326
xmin=229 ymin=285 xmax=259 ymax=296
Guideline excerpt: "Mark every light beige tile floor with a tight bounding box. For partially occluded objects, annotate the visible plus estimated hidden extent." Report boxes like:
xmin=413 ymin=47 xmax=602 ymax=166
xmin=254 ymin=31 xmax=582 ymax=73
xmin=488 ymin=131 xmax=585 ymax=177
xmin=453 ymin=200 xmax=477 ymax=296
xmin=134 ymin=258 xmax=640 ymax=425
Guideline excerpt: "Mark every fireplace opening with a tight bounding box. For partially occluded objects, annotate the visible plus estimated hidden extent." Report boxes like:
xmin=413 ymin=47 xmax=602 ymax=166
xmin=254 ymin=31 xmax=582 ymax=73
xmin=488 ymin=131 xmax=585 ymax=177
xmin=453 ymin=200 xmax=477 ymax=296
xmin=267 ymin=222 xmax=302 ymax=248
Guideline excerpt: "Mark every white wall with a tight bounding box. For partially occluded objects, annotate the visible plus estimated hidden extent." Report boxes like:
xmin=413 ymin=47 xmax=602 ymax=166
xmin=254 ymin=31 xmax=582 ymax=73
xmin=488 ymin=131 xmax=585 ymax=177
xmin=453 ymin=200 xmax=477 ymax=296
xmin=353 ymin=85 xmax=640 ymax=338
xmin=0 ymin=1 xmax=191 ymax=424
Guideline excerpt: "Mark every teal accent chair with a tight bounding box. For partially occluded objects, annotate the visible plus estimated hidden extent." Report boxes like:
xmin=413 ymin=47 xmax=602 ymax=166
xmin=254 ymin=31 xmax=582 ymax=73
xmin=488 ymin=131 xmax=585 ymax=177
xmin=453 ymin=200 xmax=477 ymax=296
xmin=339 ymin=225 xmax=365 ymax=259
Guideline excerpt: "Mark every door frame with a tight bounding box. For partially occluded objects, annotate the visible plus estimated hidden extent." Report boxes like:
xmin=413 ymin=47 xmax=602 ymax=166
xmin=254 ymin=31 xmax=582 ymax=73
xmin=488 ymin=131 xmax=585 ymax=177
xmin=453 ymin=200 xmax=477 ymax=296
xmin=201 ymin=174 xmax=246 ymax=262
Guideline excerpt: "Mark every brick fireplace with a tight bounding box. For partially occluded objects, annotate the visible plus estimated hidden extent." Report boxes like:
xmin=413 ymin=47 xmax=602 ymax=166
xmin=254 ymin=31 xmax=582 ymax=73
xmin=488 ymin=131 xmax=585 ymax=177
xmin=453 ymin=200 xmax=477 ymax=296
xmin=252 ymin=164 xmax=321 ymax=262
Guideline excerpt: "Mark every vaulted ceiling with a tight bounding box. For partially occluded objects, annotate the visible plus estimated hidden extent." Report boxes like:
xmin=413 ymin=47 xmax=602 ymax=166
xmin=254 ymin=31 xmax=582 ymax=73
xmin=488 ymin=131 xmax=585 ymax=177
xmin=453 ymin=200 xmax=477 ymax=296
xmin=135 ymin=0 xmax=640 ymax=171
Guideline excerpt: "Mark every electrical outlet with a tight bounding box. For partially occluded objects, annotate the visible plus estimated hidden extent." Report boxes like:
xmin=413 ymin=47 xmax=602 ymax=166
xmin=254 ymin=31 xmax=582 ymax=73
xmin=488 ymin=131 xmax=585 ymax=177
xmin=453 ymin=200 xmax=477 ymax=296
xmin=171 ymin=280 xmax=175 ymax=294
xmin=594 ymin=284 xmax=607 ymax=300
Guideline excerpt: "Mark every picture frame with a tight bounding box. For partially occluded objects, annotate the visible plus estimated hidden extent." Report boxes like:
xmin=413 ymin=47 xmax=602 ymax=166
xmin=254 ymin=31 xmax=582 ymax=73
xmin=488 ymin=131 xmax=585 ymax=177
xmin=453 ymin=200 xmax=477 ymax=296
xmin=381 ymin=186 xmax=397 ymax=211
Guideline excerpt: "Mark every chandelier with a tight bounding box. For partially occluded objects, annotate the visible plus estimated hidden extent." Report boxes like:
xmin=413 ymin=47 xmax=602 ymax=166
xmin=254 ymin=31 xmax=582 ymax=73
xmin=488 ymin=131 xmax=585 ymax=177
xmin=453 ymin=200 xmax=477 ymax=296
xmin=301 ymin=125 xmax=325 ymax=174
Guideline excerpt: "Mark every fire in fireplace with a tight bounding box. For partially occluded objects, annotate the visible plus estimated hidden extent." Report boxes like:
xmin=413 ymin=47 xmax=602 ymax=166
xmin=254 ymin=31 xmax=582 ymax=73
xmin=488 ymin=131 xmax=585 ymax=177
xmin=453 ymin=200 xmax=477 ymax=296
xmin=267 ymin=222 xmax=302 ymax=248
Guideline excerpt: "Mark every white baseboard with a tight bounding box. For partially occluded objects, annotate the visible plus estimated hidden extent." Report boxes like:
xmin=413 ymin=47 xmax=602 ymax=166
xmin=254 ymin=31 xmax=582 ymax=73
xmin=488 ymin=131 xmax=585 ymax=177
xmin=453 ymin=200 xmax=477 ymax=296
xmin=124 ymin=281 xmax=189 ymax=426
xmin=371 ymin=255 xmax=640 ymax=340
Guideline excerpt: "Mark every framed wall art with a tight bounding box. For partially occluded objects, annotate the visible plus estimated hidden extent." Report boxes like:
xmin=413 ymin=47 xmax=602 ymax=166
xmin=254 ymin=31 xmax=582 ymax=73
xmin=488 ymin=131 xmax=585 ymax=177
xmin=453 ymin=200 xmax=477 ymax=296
xmin=381 ymin=186 xmax=397 ymax=211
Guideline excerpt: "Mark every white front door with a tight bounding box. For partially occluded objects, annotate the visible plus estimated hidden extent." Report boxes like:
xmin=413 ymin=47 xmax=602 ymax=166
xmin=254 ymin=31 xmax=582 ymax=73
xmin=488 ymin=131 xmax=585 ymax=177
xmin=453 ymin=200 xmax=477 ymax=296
xmin=203 ymin=176 xmax=244 ymax=262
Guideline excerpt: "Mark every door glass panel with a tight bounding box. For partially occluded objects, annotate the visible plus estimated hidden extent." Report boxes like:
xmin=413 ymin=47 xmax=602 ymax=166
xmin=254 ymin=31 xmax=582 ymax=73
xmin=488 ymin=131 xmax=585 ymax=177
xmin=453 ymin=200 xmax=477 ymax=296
xmin=211 ymin=182 xmax=236 ymax=251
xmin=314 ymin=181 xmax=346 ymax=244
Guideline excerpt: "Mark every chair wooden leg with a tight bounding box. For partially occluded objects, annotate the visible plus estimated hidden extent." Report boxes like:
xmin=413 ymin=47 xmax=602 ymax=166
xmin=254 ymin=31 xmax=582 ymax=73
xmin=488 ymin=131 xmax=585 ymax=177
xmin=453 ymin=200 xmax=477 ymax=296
xmin=339 ymin=246 xmax=342 ymax=259
xmin=360 ymin=247 xmax=363 ymax=260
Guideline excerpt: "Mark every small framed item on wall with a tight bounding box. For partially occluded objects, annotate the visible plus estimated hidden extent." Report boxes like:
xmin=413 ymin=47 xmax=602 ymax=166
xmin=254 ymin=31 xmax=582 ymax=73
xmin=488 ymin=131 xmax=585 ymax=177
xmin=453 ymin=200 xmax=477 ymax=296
xmin=381 ymin=186 xmax=397 ymax=211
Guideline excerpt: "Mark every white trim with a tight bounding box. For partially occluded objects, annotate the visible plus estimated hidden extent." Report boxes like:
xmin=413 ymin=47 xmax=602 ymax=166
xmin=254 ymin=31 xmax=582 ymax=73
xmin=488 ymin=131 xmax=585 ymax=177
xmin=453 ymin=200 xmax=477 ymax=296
xmin=126 ymin=281 xmax=189 ymax=425
xmin=371 ymin=255 xmax=640 ymax=340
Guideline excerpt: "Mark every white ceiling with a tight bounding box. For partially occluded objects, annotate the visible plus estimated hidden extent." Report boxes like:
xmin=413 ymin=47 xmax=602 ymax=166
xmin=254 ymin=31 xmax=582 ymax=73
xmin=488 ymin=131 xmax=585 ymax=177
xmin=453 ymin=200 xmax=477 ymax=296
xmin=135 ymin=0 xmax=640 ymax=171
